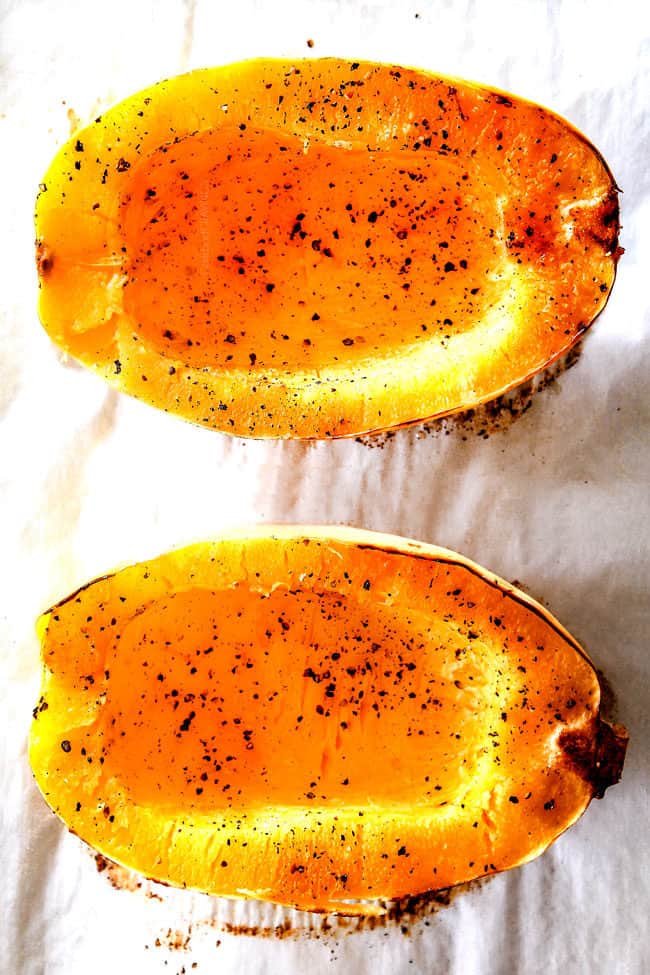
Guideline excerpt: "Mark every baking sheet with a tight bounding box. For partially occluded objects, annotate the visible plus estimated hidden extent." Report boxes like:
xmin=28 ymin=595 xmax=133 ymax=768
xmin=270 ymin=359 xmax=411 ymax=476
xmin=1 ymin=0 xmax=649 ymax=972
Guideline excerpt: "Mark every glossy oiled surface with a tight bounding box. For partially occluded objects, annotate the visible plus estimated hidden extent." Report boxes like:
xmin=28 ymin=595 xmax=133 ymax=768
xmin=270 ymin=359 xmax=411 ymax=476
xmin=121 ymin=125 xmax=499 ymax=371
xmin=71 ymin=584 xmax=491 ymax=812
xmin=35 ymin=59 xmax=619 ymax=437
xmin=30 ymin=528 xmax=621 ymax=912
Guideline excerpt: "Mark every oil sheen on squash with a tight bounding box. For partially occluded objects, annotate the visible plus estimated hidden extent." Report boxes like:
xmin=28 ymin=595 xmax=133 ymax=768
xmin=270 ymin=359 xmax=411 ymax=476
xmin=29 ymin=527 xmax=627 ymax=912
xmin=35 ymin=59 xmax=620 ymax=438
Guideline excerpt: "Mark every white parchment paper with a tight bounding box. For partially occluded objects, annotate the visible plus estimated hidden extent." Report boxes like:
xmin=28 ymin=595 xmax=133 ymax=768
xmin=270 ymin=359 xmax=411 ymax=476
xmin=1 ymin=1 xmax=649 ymax=972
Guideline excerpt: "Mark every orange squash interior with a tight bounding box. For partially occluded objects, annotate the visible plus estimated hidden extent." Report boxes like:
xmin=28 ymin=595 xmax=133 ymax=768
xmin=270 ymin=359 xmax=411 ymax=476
xmin=29 ymin=527 xmax=627 ymax=912
xmin=35 ymin=59 xmax=620 ymax=438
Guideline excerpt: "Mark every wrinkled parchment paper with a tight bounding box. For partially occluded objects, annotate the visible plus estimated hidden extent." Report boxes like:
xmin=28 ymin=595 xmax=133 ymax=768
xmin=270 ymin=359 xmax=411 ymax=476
xmin=2 ymin=1 xmax=649 ymax=972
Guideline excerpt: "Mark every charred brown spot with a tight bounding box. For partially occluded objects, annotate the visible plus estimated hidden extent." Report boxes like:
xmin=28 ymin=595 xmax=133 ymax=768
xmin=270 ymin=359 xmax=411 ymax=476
xmin=587 ymin=187 xmax=620 ymax=255
xmin=36 ymin=241 xmax=54 ymax=277
xmin=559 ymin=719 xmax=628 ymax=799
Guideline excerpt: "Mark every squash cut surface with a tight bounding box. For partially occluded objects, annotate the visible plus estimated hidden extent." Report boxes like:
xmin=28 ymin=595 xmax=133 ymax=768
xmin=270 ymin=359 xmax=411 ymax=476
xmin=35 ymin=59 xmax=620 ymax=438
xmin=30 ymin=527 xmax=627 ymax=912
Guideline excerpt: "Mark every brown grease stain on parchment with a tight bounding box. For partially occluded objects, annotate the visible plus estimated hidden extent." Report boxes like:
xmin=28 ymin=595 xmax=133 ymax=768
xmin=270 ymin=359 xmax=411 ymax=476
xmin=93 ymin=851 xmax=488 ymax=948
xmin=356 ymin=343 xmax=583 ymax=448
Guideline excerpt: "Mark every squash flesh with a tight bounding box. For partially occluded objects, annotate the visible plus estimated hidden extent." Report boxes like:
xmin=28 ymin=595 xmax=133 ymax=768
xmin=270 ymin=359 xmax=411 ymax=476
xmin=120 ymin=124 xmax=498 ymax=371
xmin=29 ymin=527 xmax=627 ymax=912
xmin=35 ymin=59 xmax=620 ymax=438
